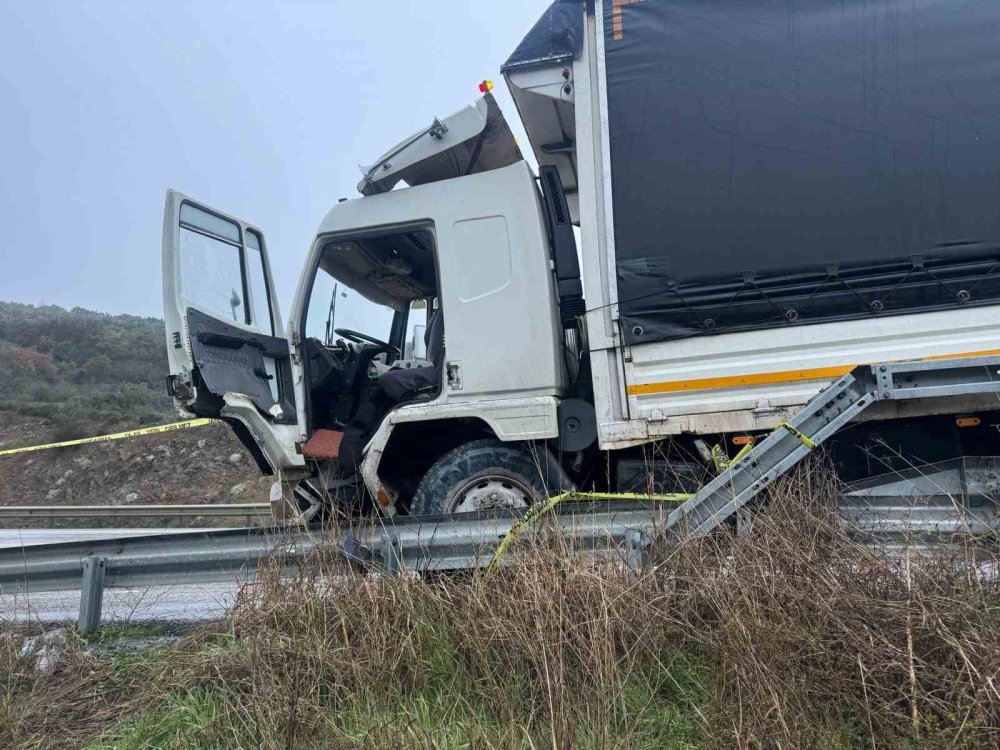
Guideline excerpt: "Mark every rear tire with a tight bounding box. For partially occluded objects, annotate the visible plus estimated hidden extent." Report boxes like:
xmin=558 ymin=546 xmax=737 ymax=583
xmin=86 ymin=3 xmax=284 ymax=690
xmin=410 ymin=439 xmax=556 ymax=516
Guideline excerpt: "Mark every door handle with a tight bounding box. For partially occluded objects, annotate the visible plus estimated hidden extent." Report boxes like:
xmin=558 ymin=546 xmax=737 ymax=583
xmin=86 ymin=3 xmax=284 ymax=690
xmin=196 ymin=331 xmax=265 ymax=350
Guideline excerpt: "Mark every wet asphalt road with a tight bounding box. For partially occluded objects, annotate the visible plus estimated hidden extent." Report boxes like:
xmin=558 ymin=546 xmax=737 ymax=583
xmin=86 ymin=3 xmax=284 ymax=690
xmin=0 ymin=528 xmax=241 ymax=624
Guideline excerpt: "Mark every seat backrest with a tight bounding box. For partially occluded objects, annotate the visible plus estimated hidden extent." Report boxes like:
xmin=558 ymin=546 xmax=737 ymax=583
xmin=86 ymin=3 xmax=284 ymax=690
xmin=425 ymin=309 xmax=444 ymax=366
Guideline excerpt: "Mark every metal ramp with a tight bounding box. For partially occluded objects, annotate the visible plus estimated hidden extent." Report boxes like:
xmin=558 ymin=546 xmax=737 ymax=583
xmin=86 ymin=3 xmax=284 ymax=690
xmin=663 ymin=355 xmax=1000 ymax=541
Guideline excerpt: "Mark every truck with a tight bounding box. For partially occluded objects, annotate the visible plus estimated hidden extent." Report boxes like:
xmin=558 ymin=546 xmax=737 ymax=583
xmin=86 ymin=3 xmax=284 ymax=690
xmin=162 ymin=0 xmax=1000 ymax=533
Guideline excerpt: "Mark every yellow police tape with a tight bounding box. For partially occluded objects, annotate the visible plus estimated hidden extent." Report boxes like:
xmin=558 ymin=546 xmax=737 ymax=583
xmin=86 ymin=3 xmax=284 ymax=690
xmin=0 ymin=418 xmax=216 ymax=457
xmin=484 ymin=491 xmax=691 ymax=577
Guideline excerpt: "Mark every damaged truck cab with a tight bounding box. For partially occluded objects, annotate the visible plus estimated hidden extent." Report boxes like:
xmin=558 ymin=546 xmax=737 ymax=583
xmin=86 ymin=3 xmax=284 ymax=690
xmin=164 ymin=93 xmax=578 ymax=516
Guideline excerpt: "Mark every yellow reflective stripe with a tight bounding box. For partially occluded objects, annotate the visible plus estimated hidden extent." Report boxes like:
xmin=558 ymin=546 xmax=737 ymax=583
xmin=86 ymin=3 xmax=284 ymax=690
xmin=627 ymin=365 xmax=855 ymax=396
xmin=625 ymin=347 xmax=1000 ymax=397
xmin=0 ymin=418 xmax=216 ymax=457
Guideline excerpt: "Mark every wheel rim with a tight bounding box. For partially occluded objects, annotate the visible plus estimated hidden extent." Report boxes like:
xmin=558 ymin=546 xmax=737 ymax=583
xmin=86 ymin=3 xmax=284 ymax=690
xmin=450 ymin=474 xmax=533 ymax=513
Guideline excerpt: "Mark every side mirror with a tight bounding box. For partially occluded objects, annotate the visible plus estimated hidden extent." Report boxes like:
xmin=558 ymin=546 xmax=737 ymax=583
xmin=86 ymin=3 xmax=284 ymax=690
xmin=408 ymin=324 xmax=427 ymax=360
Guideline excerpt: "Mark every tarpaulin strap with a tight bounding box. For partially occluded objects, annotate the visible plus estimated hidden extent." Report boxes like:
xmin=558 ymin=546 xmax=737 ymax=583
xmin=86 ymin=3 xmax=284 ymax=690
xmin=485 ymin=490 xmax=690 ymax=578
xmin=0 ymin=419 xmax=216 ymax=457
xmin=710 ymin=444 xmax=728 ymax=473
xmin=777 ymin=422 xmax=817 ymax=450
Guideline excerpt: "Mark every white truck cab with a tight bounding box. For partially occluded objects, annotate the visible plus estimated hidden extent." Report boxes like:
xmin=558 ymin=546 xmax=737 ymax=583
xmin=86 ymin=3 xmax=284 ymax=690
xmin=163 ymin=93 xmax=575 ymax=516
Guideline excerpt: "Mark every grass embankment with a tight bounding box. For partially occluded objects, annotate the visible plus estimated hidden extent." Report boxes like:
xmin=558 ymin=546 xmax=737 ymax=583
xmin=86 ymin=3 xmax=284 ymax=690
xmin=2 ymin=473 xmax=999 ymax=748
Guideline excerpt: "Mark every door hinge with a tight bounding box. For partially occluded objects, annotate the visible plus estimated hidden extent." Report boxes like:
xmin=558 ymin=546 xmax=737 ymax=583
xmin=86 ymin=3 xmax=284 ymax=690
xmin=428 ymin=118 xmax=449 ymax=140
xmin=167 ymin=371 xmax=195 ymax=403
xmin=752 ymin=398 xmax=781 ymax=415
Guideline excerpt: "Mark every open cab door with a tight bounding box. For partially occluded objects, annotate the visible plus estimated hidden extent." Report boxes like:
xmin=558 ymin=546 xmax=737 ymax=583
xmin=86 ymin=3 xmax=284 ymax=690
xmin=162 ymin=191 xmax=303 ymax=473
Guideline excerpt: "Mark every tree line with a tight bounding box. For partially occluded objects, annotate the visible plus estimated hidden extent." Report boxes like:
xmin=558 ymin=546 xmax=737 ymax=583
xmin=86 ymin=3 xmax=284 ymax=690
xmin=0 ymin=301 xmax=175 ymax=430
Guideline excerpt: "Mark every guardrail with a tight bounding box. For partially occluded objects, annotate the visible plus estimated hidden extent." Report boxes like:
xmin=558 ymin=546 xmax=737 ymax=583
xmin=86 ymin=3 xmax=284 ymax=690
xmin=6 ymin=493 xmax=977 ymax=632
xmin=0 ymin=526 xmax=319 ymax=594
xmin=0 ymin=501 xmax=666 ymax=631
xmin=0 ymin=504 xmax=272 ymax=518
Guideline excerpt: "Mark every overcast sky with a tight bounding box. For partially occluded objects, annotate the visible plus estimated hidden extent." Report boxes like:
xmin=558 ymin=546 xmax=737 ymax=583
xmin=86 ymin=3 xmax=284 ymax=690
xmin=0 ymin=0 xmax=550 ymax=318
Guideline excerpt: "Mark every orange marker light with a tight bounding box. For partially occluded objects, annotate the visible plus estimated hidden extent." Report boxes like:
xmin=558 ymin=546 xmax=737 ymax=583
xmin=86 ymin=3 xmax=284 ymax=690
xmin=479 ymin=79 xmax=494 ymax=93
xmin=732 ymin=435 xmax=754 ymax=446
xmin=956 ymin=417 xmax=981 ymax=428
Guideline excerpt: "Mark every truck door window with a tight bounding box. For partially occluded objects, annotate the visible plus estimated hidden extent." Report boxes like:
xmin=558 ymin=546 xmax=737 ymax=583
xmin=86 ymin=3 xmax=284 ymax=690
xmin=177 ymin=202 xmax=276 ymax=336
xmin=245 ymin=230 xmax=275 ymax=335
xmin=178 ymin=203 xmax=249 ymax=325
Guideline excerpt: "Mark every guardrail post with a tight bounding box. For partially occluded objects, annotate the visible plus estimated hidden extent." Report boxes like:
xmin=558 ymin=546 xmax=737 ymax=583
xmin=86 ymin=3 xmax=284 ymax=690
xmin=383 ymin=534 xmax=404 ymax=577
xmin=624 ymin=530 xmax=644 ymax=580
xmin=736 ymin=507 xmax=754 ymax=536
xmin=78 ymin=556 xmax=106 ymax=633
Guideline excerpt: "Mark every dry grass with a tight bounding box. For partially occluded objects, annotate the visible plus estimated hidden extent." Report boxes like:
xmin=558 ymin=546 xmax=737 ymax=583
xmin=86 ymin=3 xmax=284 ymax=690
xmin=661 ymin=468 xmax=1000 ymax=747
xmin=2 ymin=468 xmax=1000 ymax=748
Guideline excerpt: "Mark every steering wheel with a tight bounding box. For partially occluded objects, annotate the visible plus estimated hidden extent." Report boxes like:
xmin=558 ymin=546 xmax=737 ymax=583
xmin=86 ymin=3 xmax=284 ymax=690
xmin=334 ymin=328 xmax=390 ymax=348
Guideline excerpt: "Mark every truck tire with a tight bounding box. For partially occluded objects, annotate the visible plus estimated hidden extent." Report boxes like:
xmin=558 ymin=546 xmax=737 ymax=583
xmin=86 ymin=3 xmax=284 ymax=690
xmin=410 ymin=439 xmax=556 ymax=516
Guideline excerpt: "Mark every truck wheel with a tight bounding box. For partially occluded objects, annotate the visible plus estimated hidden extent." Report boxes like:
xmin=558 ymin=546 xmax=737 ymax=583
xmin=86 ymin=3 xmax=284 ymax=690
xmin=410 ymin=439 xmax=555 ymax=516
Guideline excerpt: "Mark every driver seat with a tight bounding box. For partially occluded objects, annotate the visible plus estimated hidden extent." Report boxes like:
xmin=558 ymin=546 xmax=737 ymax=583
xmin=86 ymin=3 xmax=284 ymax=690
xmin=379 ymin=309 xmax=443 ymax=402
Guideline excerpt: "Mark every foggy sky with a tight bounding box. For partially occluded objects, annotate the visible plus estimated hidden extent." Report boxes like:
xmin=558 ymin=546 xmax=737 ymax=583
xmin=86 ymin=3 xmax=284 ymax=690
xmin=0 ymin=0 xmax=549 ymax=319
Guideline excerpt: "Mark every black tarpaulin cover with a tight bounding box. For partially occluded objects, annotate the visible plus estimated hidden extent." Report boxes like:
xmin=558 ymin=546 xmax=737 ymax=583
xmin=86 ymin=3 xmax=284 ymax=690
xmin=503 ymin=0 xmax=584 ymax=71
xmin=604 ymin=0 xmax=1000 ymax=344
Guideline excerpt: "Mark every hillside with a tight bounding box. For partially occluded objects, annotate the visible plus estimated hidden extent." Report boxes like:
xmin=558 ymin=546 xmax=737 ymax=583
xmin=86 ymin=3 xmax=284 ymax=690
xmin=0 ymin=301 xmax=174 ymax=430
xmin=0 ymin=302 xmax=269 ymax=526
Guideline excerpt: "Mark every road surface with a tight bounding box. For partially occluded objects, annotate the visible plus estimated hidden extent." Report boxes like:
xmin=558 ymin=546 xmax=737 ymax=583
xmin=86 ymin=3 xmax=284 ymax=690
xmin=0 ymin=528 xmax=242 ymax=624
